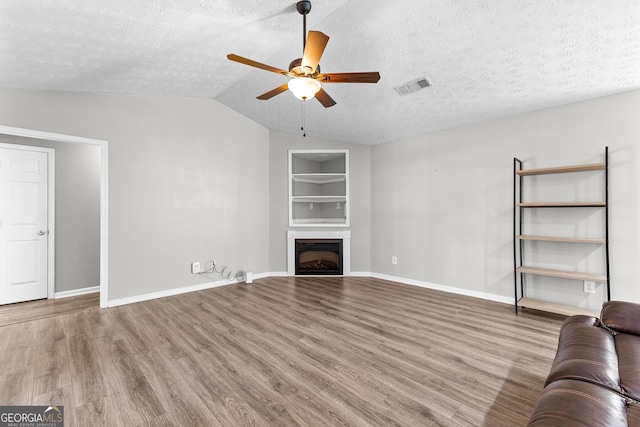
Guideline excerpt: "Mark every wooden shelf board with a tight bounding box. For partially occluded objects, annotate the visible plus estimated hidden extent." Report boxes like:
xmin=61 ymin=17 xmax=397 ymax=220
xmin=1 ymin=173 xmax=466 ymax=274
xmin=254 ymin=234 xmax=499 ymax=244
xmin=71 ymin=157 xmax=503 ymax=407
xmin=516 ymin=266 xmax=606 ymax=282
xmin=292 ymin=196 xmax=346 ymax=203
xmin=517 ymin=201 xmax=605 ymax=208
xmin=516 ymin=163 xmax=605 ymax=176
xmin=517 ymin=235 xmax=606 ymax=244
xmin=518 ymin=297 xmax=599 ymax=317
xmin=292 ymin=174 xmax=346 ymax=184
xmin=291 ymin=218 xmax=346 ymax=224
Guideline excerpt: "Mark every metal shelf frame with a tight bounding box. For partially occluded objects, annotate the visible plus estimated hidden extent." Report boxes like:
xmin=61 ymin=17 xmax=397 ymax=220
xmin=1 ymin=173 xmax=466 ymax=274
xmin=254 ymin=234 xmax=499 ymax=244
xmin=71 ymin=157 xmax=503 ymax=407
xmin=513 ymin=147 xmax=610 ymax=315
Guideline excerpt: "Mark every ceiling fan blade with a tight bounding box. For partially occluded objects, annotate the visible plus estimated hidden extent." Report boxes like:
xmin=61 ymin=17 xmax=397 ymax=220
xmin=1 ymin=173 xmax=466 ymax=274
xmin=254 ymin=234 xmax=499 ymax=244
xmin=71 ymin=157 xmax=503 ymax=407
xmin=315 ymin=88 xmax=336 ymax=108
xmin=227 ymin=54 xmax=289 ymax=76
xmin=319 ymin=72 xmax=381 ymax=83
xmin=301 ymin=31 xmax=329 ymax=74
xmin=256 ymin=83 xmax=290 ymax=100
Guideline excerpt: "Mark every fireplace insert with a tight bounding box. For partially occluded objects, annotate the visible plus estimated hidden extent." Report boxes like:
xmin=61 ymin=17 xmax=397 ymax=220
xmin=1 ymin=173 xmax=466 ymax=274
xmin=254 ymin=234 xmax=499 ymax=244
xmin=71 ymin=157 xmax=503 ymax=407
xmin=295 ymin=239 xmax=343 ymax=275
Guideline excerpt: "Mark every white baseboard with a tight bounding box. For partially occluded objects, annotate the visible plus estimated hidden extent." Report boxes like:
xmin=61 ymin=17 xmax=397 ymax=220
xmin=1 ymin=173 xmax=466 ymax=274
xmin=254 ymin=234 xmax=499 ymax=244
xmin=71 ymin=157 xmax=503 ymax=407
xmin=350 ymin=271 xmax=372 ymax=277
xmin=370 ymin=272 xmax=513 ymax=305
xmin=107 ymin=279 xmax=237 ymax=308
xmin=105 ymin=271 xmax=513 ymax=308
xmin=265 ymin=271 xmax=288 ymax=277
xmin=55 ymin=286 xmax=100 ymax=299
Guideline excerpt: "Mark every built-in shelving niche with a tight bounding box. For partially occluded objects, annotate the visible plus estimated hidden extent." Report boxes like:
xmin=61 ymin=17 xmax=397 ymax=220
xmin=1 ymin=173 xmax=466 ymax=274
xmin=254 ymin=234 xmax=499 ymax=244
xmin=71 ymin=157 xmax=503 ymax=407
xmin=289 ymin=150 xmax=349 ymax=227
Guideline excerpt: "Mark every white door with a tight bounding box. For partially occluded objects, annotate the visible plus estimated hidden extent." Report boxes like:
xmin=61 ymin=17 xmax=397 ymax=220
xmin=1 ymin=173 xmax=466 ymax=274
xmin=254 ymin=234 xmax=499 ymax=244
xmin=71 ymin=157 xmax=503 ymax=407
xmin=0 ymin=147 xmax=49 ymax=305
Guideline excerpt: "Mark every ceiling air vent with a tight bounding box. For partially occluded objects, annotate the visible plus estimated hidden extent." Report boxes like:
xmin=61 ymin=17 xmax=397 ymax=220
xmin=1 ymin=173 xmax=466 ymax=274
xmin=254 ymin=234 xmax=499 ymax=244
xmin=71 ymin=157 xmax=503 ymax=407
xmin=394 ymin=76 xmax=432 ymax=96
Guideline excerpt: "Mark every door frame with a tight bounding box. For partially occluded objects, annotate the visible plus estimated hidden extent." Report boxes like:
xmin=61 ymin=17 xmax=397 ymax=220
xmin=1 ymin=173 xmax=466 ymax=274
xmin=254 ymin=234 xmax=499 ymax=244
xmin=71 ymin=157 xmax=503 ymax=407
xmin=0 ymin=125 xmax=109 ymax=308
xmin=0 ymin=143 xmax=55 ymax=299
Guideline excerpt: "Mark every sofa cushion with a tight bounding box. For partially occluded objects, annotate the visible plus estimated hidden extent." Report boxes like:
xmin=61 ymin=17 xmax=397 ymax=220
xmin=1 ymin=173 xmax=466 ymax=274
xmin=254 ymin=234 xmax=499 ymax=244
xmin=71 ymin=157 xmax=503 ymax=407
xmin=601 ymin=301 xmax=640 ymax=336
xmin=528 ymin=379 xmax=630 ymax=426
xmin=627 ymin=403 xmax=640 ymax=426
xmin=544 ymin=317 xmax=621 ymax=393
xmin=615 ymin=333 xmax=640 ymax=401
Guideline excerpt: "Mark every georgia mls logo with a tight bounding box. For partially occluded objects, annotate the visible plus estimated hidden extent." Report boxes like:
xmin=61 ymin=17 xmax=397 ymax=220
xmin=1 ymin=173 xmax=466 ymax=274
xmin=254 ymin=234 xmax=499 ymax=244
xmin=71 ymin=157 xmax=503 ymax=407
xmin=0 ymin=405 xmax=64 ymax=427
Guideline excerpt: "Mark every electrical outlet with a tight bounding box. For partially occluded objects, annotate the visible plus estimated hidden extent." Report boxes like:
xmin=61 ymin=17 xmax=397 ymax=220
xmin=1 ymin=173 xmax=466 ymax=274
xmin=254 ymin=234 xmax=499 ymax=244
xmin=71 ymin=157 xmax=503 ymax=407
xmin=392 ymin=256 xmax=398 ymax=265
xmin=583 ymin=281 xmax=596 ymax=294
xmin=191 ymin=262 xmax=200 ymax=274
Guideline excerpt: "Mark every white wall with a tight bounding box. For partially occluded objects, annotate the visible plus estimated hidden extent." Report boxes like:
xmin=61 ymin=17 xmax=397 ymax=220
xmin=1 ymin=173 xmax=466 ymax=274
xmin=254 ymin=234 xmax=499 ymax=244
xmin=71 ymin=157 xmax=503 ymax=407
xmin=268 ymin=130 xmax=371 ymax=274
xmin=0 ymin=89 xmax=270 ymax=303
xmin=371 ymin=89 xmax=640 ymax=310
xmin=0 ymin=135 xmax=100 ymax=293
xmin=2 ymin=87 xmax=638 ymax=310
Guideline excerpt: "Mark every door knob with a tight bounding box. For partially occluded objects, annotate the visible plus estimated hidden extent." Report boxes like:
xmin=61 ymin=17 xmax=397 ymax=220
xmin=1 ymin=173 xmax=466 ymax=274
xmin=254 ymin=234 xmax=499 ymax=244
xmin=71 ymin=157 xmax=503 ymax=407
xmin=38 ymin=230 xmax=46 ymax=236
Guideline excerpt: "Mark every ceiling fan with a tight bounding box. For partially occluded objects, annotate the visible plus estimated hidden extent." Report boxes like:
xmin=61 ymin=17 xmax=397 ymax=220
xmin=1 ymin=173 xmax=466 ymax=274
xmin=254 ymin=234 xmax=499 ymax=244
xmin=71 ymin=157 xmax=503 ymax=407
xmin=227 ymin=0 xmax=380 ymax=108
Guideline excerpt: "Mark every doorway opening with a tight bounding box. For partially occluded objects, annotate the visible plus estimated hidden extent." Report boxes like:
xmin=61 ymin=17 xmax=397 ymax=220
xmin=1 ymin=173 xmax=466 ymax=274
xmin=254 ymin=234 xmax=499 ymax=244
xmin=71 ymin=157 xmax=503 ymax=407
xmin=0 ymin=126 xmax=109 ymax=308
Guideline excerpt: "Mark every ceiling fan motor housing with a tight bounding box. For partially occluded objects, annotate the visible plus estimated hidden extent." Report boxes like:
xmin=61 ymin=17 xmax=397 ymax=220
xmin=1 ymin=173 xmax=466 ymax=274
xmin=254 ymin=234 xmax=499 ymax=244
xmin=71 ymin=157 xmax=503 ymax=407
xmin=289 ymin=58 xmax=320 ymax=77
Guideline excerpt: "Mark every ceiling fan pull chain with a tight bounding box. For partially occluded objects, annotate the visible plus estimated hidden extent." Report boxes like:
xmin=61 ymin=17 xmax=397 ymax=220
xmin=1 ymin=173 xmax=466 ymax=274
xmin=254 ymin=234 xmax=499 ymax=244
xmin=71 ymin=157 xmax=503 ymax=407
xmin=301 ymin=101 xmax=306 ymax=137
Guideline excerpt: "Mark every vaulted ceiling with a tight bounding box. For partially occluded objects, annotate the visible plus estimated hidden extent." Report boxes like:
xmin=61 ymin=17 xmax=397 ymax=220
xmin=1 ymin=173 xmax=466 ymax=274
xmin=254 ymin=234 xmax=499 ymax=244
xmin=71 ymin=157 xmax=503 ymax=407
xmin=1 ymin=1 xmax=639 ymax=145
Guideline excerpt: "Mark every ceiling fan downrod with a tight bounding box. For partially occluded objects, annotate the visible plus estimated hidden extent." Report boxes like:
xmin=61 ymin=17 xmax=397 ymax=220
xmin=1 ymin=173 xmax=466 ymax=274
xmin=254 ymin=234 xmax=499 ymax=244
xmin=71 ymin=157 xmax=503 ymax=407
xmin=296 ymin=1 xmax=312 ymax=53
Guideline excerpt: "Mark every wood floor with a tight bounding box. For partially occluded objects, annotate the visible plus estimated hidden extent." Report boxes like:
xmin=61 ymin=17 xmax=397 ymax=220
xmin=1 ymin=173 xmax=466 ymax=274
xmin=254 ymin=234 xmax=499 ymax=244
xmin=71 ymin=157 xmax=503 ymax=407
xmin=0 ymin=277 xmax=564 ymax=426
xmin=0 ymin=292 xmax=99 ymax=327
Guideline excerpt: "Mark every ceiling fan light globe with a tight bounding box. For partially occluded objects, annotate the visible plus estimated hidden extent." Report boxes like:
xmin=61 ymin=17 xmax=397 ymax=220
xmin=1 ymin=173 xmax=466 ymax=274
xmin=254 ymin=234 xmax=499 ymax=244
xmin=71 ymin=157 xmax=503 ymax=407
xmin=288 ymin=77 xmax=321 ymax=100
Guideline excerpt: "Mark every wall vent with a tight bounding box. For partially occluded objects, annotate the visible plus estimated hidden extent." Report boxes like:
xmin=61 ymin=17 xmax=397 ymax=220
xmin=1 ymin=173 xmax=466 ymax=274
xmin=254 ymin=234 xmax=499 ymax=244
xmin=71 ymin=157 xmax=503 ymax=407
xmin=394 ymin=76 xmax=432 ymax=96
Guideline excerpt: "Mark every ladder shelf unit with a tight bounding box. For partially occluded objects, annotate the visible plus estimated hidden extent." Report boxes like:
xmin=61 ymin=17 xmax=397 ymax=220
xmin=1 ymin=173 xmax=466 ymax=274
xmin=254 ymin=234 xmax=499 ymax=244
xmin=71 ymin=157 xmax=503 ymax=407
xmin=513 ymin=147 xmax=610 ymax=316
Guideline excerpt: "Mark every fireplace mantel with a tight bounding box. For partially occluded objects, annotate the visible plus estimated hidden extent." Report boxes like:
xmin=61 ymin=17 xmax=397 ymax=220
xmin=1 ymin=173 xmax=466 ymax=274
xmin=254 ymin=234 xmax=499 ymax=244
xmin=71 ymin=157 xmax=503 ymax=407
xmin=287 ymin=230 xmax=351 ymax=276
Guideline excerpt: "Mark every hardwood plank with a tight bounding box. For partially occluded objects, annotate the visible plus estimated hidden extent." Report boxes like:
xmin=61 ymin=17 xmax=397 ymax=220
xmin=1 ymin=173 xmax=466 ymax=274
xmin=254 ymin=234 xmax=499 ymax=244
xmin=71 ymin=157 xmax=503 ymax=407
xmin=65 ymin=333 xmax=107 ymax=406
xmin=173 ymin=353 xmax=271 ymax=426
xmin=33 ymin=386 xmax=77 ymax=427
xmin=0 ymin=292 xmax=99 ymax=327
xmin=0 ymin=277 xmax=565 ymax=426
xmin=32 ymin=316 xmax=70 ymax=396
xmin=0 ymin=371 xmax=32 ymax=405
xmin=135 ymin=349 xmax=225 ymax=427
xmin=98 ymin=337 xmax=164 ymax=423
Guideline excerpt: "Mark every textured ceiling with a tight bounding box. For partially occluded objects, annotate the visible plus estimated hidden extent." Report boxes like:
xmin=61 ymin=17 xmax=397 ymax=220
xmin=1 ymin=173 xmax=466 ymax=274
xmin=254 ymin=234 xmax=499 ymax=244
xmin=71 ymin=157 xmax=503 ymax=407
xmin=1 ymin=0 xmax=639 ymax=145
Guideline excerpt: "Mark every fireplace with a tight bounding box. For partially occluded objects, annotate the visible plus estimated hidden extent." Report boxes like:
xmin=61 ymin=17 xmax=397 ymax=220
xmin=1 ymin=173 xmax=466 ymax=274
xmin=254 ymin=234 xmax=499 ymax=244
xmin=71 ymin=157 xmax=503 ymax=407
xmin=295 ymin=239 xmax=343 ymax=275
xmin=287 ymin=230 xmax=350 ymax=276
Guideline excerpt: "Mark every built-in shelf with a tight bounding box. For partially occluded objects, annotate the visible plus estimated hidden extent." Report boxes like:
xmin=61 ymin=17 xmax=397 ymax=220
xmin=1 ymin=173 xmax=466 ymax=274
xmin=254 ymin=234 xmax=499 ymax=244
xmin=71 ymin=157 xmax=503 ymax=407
xmin=516 ymin=266 xmax=607 ymax=282
xmin=517 ymin=235 xmax=606 ymax=244
xmin=292 ymin=196 xmax=347 ymax=203
xmin=292 ymin=174 xmax=346 ymax=184
xmin=289 ymin=150 xmax=349 ymax=227
xmin=518 ymin=297 xmax=599 ymax=317
xmin=517 ymin=201 xmax=606 ymax=208
xmin=516 ymin=163 xmax=606 ymax=176
xmin=291 ymin=218 xmax=347 ymax=224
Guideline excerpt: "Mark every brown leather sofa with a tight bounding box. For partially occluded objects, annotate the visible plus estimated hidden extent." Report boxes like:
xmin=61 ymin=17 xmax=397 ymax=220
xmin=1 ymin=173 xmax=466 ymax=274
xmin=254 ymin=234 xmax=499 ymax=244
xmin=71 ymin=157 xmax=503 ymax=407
xmin=528 ymin=301 xmax=640 ymax=426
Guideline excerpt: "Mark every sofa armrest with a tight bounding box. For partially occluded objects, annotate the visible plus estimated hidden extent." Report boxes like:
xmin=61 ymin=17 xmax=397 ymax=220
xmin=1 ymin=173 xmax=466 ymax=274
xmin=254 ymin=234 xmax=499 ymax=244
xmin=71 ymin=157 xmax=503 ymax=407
xmin=560 ymin=314 xmax=599 ymax=329
xmin=601 ymin=301 xmax=640 ymax=336
xmin=528 ymin=379 xmax=630 ymax=427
